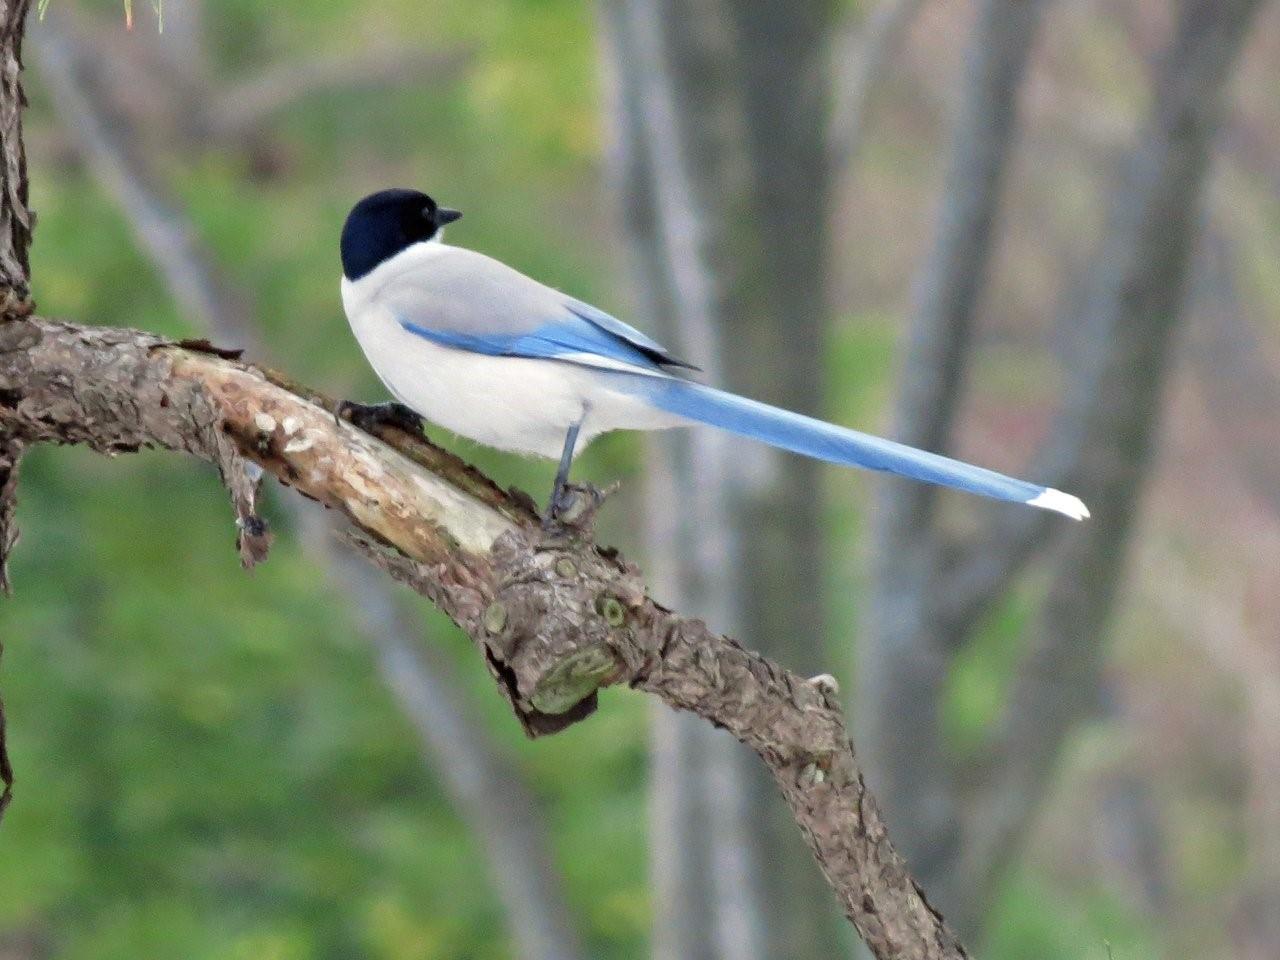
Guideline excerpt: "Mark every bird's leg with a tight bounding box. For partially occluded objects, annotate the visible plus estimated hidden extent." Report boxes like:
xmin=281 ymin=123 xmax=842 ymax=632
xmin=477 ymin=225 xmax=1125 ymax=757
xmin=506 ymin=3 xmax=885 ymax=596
xmin=544 ymin=419 xmax=582 ymax=528
xmin=542 ymin=418 xmax=617 ymax=533
xmin=335 ymin=400 xmax=426 ymax=436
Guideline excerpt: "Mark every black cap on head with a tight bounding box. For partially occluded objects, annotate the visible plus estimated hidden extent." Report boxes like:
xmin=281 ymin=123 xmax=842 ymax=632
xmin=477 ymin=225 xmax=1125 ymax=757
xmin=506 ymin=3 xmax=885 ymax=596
xmin=340 ymin=189 xmax=462 ymax=280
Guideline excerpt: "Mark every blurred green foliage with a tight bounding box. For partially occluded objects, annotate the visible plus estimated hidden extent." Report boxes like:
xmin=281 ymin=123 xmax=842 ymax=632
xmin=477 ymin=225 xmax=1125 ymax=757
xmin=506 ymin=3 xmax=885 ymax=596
xmin=0 ymin=1 xmax=1190 ymax=957
xmin=986 ymin=871 xmax=1160 ymax=960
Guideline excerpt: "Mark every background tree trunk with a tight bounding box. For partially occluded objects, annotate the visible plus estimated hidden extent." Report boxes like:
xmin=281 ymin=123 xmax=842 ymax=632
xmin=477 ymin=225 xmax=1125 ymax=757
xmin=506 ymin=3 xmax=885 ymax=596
xmin=602 ymin=0 xmax=846 ymax=955
xmin=716 ymin=3 xmax=849 ymax=957
xmin=860 ymin=0 xmax=1050 ymax=930
xmin=600 ymin=1 xmax=762 ymax=956
xmin=859 ymin=0 xmax=1268 ymax=942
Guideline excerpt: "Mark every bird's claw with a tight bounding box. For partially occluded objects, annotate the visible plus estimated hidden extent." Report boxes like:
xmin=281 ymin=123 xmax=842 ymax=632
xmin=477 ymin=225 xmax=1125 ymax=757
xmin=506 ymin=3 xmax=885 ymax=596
xmin=542 ymin=481 xmax=617 ymax=534
xmin=335 ymin=400 xmax=426 ymax=436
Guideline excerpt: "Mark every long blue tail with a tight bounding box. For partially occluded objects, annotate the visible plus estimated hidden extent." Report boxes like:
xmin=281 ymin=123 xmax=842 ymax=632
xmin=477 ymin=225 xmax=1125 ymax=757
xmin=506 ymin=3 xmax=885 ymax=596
xmin=644 ymin=378 xmax=1088 ymax=519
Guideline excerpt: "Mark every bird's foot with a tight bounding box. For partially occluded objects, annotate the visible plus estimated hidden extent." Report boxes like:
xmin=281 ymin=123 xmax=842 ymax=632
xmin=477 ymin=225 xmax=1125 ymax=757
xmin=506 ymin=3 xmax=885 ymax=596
xmin=542 ymin=480 xmax=617 ymax=535
xmin=335 ymin=400 xmax=426 ymax=436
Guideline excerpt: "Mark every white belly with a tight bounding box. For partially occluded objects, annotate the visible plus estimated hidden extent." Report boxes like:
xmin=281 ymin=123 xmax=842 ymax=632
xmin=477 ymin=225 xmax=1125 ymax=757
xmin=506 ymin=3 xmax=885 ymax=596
xmin=342 ymin=295 xmax=681 ymax=459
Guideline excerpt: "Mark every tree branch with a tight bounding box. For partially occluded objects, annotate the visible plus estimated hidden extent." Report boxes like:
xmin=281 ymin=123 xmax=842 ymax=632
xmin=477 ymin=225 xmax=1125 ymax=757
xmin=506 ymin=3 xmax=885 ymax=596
xmin=0 ymin=0 xmax=32 ymax=309
xmin=0 ymin=433 xmax=18 ymax=593
xmin=0 ymin=0 xmax=35 ymax=825
xmin=0 ymin=317 xmax=968 ymax=959
xmin=0 ymin=433 xmax=15 ymax=817
xmin=8 ymin=3 xmax=968 ymax=953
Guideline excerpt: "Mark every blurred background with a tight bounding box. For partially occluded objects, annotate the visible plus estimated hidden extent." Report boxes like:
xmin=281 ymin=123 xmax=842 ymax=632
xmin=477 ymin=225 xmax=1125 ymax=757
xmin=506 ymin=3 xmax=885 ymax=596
xmin=1 ymin=0 xmax=1277 ymax=957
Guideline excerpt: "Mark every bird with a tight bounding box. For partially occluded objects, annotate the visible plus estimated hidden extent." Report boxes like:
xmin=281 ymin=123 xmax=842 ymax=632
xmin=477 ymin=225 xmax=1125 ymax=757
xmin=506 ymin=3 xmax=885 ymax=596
xmin=337 ymin=188 xmax=1089 ymax=526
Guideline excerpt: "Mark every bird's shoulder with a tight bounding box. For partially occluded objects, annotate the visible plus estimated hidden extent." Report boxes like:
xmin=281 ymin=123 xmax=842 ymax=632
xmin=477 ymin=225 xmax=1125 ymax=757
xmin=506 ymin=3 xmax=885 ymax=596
xmin=368 ymin=243 xmax=561 ymax=329
xmin=370 ymin=244 xmax=636 ymax=323
xmin=377 ymin=243 xmax=545 ymax=295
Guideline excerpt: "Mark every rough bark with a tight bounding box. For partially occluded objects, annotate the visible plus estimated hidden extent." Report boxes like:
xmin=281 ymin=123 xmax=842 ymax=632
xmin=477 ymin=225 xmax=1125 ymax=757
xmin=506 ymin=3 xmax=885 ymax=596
xmin=0 ymin=433 xmax=18 ymax=593
xmin=9 ymin=2 xmax=967 ymax=953
xmin=0 ymin=431 xmax=15 ymax=815
xmin=0 ymin=0 xmax=31 ymax=312
xmin=0 ymin=0 xmax=34 ymax=822
xmin=31 ymin=21 xmax=585 ymax=959
xmin=1 ymin=318 xmax=969 ymax=959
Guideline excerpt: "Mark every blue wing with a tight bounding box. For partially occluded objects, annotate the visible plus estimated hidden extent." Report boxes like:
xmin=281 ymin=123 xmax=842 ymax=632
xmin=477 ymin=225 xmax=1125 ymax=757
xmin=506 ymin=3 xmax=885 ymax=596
xmin=561 ymin=298 xmax=697 ymax=370
xmin=397 ymin=291 xmax=693 ymax=375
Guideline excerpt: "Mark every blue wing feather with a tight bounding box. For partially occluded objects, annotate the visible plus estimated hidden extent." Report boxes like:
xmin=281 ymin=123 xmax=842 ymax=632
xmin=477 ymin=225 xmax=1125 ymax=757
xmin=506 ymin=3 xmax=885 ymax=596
xmin=563 ymin=299 xmax=697 ymax=369
xmin=399 ymin=298 xmax=692 ymax=373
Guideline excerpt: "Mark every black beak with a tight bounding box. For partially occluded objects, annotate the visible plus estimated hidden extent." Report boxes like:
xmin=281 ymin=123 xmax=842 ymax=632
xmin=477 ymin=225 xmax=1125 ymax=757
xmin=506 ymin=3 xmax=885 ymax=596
xmin=435 ymin=207 xmax=463 ymax=226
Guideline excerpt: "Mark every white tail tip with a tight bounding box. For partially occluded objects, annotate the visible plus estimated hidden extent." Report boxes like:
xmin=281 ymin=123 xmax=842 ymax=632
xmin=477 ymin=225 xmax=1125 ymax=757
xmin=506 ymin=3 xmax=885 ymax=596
xmin=1026 ymin=488 xmax=1090 ymax=521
